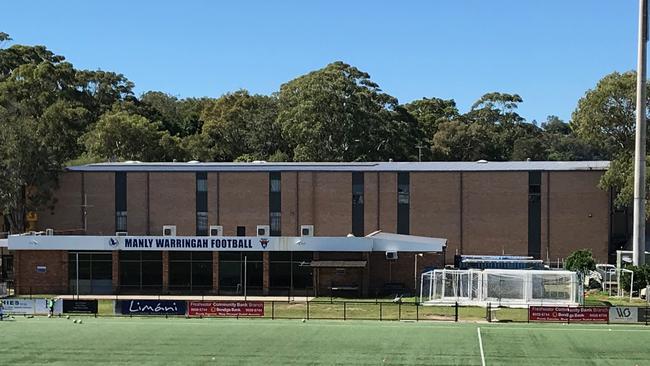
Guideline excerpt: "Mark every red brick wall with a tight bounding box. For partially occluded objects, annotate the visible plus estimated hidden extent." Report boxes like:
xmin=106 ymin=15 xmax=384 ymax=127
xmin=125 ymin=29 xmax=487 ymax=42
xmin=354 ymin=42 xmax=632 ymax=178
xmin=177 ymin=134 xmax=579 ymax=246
xmin=314 ymin=173 xmax=351 ymax=236
xmin=149 ymin=172 xmax=195 ymax=236
xmin=38 ymin=172 xmax=83 ymax=232
xmin=219 ymin=172 xmax=268 ymax=236
xmin=15 ymin=250 xmax=68 ymax=295
xmin=548 ymin=171 xmax=609 ymax=263
xmin=462 ymin=172 xmax=528 ymax=256
xmin=411 ymin=172 xmax=461 ymax=263
xmin=127 ymin=172 xmax=148 ymax=235
xmin=85 ymin=172 xmax=115 ymax=235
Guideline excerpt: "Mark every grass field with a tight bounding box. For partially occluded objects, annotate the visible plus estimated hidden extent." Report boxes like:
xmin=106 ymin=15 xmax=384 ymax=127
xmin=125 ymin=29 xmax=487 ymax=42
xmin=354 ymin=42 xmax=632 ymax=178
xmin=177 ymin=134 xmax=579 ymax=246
xmin=1 ymin=317 xmax=650 ymax=365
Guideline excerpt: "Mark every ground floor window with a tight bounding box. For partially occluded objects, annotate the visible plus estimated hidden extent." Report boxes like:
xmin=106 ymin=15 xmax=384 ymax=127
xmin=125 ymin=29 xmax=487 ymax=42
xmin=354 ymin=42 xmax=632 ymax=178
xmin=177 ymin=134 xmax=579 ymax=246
xmin=119 ymin=251 xmax=162 ymax=293
xmin=68 ymin=251 xmax=112 ymax=294
xmin=219 ymin=251 xmax=263 ymax=294
xmin=169 ymin=251 xmax=212 ymax=293
xmin=270 ymin=251 xmax=313 ymax=293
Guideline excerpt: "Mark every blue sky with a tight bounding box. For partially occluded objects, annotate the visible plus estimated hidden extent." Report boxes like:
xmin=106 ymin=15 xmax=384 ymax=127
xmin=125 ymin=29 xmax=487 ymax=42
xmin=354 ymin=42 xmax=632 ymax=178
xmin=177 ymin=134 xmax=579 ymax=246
xmin=2 ymin=0 xmax=639 ymax=122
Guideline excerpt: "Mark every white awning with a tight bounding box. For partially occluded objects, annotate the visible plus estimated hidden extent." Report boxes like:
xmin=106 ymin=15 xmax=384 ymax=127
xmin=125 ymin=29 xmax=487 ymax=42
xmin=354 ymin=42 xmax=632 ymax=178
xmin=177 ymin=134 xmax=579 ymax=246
xmin=8 ymin=232 xmax=447 ymax=253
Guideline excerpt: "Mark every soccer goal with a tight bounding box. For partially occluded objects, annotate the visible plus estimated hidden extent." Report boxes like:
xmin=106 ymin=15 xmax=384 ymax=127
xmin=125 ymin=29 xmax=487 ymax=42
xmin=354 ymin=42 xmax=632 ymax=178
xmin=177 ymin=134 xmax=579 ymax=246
xmin=420 ymin=268 xmax=581 ymax=307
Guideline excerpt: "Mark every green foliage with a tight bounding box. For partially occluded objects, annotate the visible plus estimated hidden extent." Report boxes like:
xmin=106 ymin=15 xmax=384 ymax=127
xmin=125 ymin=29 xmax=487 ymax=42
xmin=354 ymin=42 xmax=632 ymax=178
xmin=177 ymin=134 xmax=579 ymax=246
xmin=564 ymin=249 xmax=596 ymax=275
xmin=82 ymin=110 xmax=183 ymax=162
xmin=619 ymin=264 xmax=650 ymax=293
xmin=278 ymin=61 xmax=422 ymax=162
xmin=201 ymin=90 xmax=281 ymax=162
xmin=571 ymin=71 xmax=647 ymax=157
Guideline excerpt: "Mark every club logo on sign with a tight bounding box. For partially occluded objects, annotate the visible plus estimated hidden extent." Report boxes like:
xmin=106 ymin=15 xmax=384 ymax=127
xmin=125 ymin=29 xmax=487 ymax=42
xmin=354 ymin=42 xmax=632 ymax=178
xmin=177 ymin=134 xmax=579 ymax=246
xmin=108 ymin=238 xmax=119 ymax=248
xmin=259 ymin=238 xmax=269 ymax=249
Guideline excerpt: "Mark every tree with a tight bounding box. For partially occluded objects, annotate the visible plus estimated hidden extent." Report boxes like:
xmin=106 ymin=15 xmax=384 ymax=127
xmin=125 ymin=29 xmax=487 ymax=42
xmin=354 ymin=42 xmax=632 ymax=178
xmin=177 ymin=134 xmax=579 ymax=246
xmin=571 ymin=71 xmax=646 ymax=158
xmin=82 ymin=110 xmax=181 ymax=162
xmin=564 ymin=249 xmax=596 ymax=276
xmin=0 ymin=40 xmax=106 ymax=232
xmin=200 ymin=90 xmax=282 ymax=161
xmin=572 ymin=71 xmax=650 ymax=210
xmin=138 ymin=91 xmax=210 ymax=137
xmin=278 ymin=61 xmax=420 ymax=161
xmin=404 ymin=97 xmax=458 ymax=160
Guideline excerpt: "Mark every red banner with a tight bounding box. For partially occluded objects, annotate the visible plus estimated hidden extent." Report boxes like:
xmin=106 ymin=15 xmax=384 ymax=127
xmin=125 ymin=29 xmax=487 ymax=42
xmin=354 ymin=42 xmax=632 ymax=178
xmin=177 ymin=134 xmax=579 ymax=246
xmin=188 ymin=301 xmax=264 ymax=317
xmin=529 ymin=306 xmax=609 ymax=322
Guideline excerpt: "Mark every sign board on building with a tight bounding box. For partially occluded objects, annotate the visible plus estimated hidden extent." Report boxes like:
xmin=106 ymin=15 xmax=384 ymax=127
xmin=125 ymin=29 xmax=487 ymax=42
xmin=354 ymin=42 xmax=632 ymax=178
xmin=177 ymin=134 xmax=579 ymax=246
xmin=188 ymin=301 xmax=264 ymax=317
xmin=63 ymin=299 xmax=98 ymax=314
xmin=119 ymin=300 xmax=186 ymax=315
xmin=36 ymin=266 xmax=47 ymax=273
xmin=529 ymin=306 xmax=609 ymax=322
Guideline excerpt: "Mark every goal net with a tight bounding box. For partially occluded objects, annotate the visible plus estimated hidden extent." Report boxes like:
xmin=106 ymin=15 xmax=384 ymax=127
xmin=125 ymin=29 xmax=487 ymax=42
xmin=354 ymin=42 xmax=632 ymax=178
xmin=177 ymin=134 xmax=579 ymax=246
xmin=420 ymin=268 xmax=581 ymax=307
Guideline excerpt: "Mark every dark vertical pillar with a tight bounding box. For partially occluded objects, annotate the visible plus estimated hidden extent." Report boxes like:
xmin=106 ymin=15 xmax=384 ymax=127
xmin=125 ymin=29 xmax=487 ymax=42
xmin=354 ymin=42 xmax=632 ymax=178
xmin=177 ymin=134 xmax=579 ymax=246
xmin=270 ymin=172 xmax=281 ymax=236
xmin=352 ymin=172 xmax=364 ymax=236
xmin=397 ymin=172 xmax=410 ymax=235
xmin=528 ymin=171 xmax=542 ymax=258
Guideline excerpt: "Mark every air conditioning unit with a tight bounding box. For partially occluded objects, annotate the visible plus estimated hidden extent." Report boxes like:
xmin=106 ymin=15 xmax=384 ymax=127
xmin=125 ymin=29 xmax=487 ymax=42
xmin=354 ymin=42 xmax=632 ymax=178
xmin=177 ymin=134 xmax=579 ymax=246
xmin=162 ymin=225 xmax=177 ymax=236
xmin=45 ymin=228 xmax=54 ymax=236
xmin=115 ymin=231 xmax=128 ymax=236
xmin=256 ymin=225 xmax=270 ymax=237
xmin=209 ymin=225 xmax=223 ymax=237
xmin=300 ymin=225 xmax=314 ymax=237
xmin=385 ymin=251 xmax=398 ymax=260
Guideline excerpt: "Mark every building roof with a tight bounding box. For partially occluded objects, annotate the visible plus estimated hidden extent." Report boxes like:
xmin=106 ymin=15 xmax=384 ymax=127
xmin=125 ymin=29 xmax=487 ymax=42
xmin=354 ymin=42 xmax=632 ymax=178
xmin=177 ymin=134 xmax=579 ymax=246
xmin=67 ymin=160 xmax=610 ymax=173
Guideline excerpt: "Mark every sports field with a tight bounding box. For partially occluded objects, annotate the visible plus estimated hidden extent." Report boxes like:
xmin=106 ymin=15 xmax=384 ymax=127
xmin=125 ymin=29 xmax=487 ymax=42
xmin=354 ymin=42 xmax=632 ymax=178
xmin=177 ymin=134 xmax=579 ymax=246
xmin=1 ymin=317 xmax=649 ymax=365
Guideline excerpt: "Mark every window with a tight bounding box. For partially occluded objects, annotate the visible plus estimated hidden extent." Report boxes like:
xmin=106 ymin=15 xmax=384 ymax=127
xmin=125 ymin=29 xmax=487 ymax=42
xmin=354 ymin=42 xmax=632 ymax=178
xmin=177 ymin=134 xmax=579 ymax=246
xmin=69 ymin=252 xmax=113 ymax=294
xmin=270 ymin=212 xmax=281 ymax=236
xmin=269 ymin=172 xmax=281 ymax=236
xmin=196 ymin=172 xmax=208 ymax=235
xmin=196 ymin=212 xmax=208 ymax=236
xmin=237 ymin=226 xmax=246 ymax=236
xmin=219 ymin=252 xmax=263 ymax=293
xmin=269 ymin=251 xmax=313 ymax=291
xmin=270 ymin=172 xmax=281 ymax=193
xmin=116 ymin=211 xmax=127 ymax=232
xmin=352 ymin=172 xmax=364 ymax=236
xmin=196 ymin=172 xmax=208 ymax=192
xmin=169 ymin=251 xmax=212 ymax=293
xmin=115 ymin=172 xmax=127 ymax=232
xmin=397 ymin=172 xmax=410 ymax=234
xmin=119 ymin=251 xmax=162 ymax=293
xmin=528 ymin=171 xmax=542 ymax=258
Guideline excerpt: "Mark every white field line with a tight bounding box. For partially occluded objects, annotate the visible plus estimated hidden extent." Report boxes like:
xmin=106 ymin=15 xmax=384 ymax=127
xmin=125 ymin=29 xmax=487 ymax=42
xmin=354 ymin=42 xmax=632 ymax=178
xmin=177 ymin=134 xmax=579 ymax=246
xmin=477 ymin=327 xmax=486 ymax=366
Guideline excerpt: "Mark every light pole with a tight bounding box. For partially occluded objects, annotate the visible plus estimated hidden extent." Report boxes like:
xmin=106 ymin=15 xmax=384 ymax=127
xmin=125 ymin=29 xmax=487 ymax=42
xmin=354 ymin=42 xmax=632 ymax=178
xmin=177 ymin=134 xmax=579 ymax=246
xmin=414 ymin=253 xmax=423 ymax=294
xmin=633 ymin=0 xmax=648 ymax=266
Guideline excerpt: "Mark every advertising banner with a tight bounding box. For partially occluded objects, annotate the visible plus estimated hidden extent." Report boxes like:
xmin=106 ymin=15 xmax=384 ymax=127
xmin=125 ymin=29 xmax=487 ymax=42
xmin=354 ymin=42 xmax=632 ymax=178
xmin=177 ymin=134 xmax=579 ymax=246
xmin=63 ymin=299 xmax=98 ymax=314
xmin=529 ymin=306 xmax=609 ymax=322
xmin=119 ymin=299 xmax=186 ymax=315
xmin=1 ymin=298 xmax=62 ymax=315
xmin=188 ymin=301 xmax=264 ymax=317
xmin=609 ymin=307 xmax=638 ymax=323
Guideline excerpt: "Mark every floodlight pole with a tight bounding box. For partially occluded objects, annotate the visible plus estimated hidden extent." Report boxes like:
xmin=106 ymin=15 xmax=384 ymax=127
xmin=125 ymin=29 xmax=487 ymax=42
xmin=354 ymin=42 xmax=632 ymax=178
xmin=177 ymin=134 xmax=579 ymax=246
xmin=633 ymin=0 xmax=648 ymax=266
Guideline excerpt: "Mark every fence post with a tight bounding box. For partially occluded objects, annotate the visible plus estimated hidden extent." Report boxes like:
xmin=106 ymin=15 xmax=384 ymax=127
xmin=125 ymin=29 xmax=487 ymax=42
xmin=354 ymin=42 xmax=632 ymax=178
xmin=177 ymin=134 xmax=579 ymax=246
xmin=486 ymin=302 xmax=491 ymax=322
xmin=272 ymin=301 xmax=275 ymax=320
xmin=416 ymin=303 xmax=419 ymax=322
xmin=380 ymin=302 xmax=383 ymax=321
xmin=344 ymin=302 xmax=347 ymax=321
xmin=527 ymin=304 xmax=530 ymax=323
xmin=455 ymin=302 xmax=458 ymax=322
xmin=306 ymin=300 xmax=310 ymax=320
xmin=398 ymin=302 xmax=402 ymax=321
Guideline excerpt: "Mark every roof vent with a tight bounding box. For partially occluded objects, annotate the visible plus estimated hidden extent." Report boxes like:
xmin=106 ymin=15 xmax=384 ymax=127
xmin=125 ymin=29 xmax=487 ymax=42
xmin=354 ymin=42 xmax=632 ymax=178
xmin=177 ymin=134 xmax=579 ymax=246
xmin=476 ymin=160 xmax=488 ymax=164
xmin=187 ymin=160 xmax=200 ymax=164
xmin=252 ymin=160 xmax=267 ymax=164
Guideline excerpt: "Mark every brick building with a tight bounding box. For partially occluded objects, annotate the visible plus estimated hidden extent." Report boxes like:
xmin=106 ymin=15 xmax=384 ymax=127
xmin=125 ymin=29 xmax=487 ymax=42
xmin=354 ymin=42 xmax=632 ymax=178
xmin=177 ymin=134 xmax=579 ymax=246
xmin=5 ymin=160 xmax=626 ymax=296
